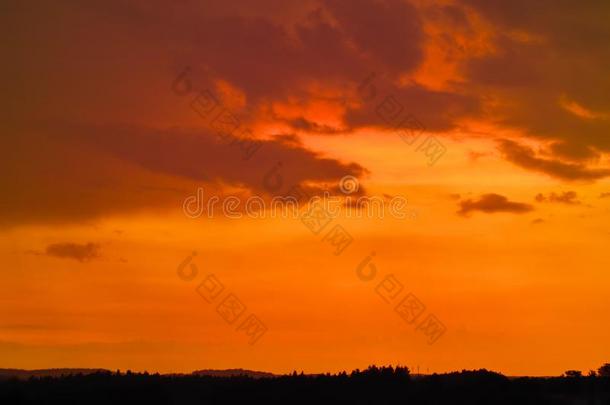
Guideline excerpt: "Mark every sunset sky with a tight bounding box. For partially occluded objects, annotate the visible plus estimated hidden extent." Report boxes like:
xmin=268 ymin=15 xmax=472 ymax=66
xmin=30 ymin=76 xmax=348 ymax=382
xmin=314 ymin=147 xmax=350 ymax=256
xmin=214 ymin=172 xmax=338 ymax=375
xmin=2 ymin=0 xmax=610 ymax=376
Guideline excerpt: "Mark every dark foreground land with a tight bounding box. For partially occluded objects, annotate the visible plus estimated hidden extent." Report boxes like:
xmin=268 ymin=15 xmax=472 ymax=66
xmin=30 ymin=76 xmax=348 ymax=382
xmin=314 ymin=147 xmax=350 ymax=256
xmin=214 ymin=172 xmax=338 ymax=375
xmin=1 ymin=367 xmax=610 ymax=404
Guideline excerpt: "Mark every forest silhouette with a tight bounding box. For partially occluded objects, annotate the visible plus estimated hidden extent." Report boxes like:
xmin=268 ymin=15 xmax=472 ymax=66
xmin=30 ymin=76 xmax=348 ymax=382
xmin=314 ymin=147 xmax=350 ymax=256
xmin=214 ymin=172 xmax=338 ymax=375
xmin=2 ymin=364 xmax=610 ymax=404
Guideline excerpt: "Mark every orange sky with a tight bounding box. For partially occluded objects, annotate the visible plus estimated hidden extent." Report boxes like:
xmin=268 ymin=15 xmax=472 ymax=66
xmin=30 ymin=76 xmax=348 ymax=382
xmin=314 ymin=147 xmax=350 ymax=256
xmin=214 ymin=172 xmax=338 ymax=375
xmin=2 ymin=0 xmax=610 ymax=376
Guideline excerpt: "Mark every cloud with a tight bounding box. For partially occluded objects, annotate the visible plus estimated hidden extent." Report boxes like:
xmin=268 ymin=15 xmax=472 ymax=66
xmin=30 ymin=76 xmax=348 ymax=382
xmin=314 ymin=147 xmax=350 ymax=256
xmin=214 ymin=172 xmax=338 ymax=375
xmin=1 ymin=123 xmax=366 ymax=227
xmin=324 ymin=0 xmax=424 ymax=74
xmin=548 ymin=141 xmax=600 ymax=163
xmin=342 ymin=77 xmax=480 ymax=133
xmin=498 ymin=140 xmax=610 ymax=181
xmin=5 ymin=0 xmax=610 ymax=230
xmin=460 ymin=0 xmax=610 ymax=175
xmin=286 ymin=117 xmax=346 ymax=134
xmin=600 ymin=192 xmax=610 ymax=199
xmin=530 ymin=218 xmax=545 ymax=225
xmin=3 ymin=0 xmax=477 ymax=138
xmin=457 ymin=193 xmax=533 ymax=216
xmin=534 ymin=191 xmax=581 ymax=205
xmin=45 ymin=243 xmax=100 ymax=262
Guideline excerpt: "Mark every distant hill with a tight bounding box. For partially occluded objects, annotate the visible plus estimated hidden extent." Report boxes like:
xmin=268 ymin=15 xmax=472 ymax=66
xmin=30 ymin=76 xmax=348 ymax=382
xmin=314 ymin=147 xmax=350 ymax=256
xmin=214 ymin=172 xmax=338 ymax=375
xmin=191 ymin=368 xmax=276 ymax=378
xmin=0 ymin=368 xmax=109 ymax=380
xmin=0 ymin=368 xmax=276 ymax=380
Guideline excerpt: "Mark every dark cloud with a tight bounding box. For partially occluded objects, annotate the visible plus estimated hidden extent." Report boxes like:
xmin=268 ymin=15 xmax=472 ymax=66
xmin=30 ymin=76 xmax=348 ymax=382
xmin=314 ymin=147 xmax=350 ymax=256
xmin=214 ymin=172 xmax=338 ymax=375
xmin=549 ymin=141 xmax=600 ymax=162
xmin=461 ymin=0 xmax=610 ymax=176
xmin=72 ymin=124 xmax=368 ymax=195
xmin=457 ymin=193 xmax=533 ymax=216
xmin=45 ymin=242 xmax=100 ymax=262
xmin=1 ymin=123 xmax=366 ymax=226
xmin=343 ymin=75 xmax=480 ymax=133
xmin=2 ymin=0 xmax=474 ymax=136
xmin=324 ymin=0 xmax=423 ymax=74
xmin=466 ymin=35 xmax=543 ymax=87
xmin=534 ymin=191 xmax=581 ymax=205
xmin=286 ymin=117 xmax=346 ymax=134
xmin=79 ymin=0 xmax=425 ymax=104
xmin=272 ymin=133 xmax=304 ymax=147
xmin=531 ymin=218 xmax=545 ymax=225
xmin=498 ymin=140 xmax=610 ymax=181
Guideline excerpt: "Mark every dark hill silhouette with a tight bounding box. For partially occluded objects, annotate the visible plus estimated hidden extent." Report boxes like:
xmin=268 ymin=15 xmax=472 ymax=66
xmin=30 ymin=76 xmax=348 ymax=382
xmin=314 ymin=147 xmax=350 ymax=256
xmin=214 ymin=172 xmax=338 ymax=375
xmin=0 ymin=368 xmax=109 ymax=380
xmin=0 ymin=367 xmax=274 ymax=380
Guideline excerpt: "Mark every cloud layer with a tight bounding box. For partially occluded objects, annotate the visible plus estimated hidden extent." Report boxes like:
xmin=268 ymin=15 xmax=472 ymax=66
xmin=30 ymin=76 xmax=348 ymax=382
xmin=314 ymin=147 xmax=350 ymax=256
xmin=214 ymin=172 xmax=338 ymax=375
xmin=4 ymin=0 xmax=610 ymax=226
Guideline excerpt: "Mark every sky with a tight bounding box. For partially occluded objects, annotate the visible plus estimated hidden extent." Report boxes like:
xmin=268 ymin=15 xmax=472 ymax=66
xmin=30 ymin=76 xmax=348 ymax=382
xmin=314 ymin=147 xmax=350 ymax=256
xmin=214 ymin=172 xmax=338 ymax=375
xmin=1 ymin=0 xmax=610 ymax=376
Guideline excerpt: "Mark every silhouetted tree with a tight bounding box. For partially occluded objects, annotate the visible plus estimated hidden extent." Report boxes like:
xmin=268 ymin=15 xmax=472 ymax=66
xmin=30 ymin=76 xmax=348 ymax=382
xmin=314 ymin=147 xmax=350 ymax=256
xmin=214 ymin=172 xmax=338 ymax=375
xmin=599 ymin=363 xmax=610 ymax=377
xmin=564 ymin=370 xmax=582 ymax=377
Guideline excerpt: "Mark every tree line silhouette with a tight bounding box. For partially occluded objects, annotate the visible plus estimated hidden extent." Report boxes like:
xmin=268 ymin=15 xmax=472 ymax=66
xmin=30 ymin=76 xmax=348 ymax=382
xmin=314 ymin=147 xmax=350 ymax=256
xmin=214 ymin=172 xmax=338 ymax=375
xmin=1 ymin=364 xmax=610 ymax=404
